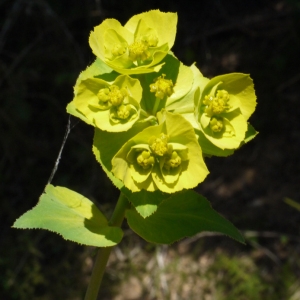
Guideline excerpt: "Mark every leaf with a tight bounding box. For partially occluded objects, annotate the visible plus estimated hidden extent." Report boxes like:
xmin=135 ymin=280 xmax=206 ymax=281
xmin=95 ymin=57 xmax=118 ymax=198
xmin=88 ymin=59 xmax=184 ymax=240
xmin=126 ymin=189 xmax=244 ymax=244
xmin=128 ymin=189 xmax=170 ymax=218
xmin=13 ymin=185 xmax=123 ymax=247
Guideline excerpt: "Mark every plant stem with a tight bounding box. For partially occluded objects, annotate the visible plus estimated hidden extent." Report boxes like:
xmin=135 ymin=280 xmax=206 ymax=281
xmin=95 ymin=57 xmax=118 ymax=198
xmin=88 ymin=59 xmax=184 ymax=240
xmin=152 ymin=97 xmax=161 ymax=116
xmin=84 ymin=193 xmax=130 ymax=300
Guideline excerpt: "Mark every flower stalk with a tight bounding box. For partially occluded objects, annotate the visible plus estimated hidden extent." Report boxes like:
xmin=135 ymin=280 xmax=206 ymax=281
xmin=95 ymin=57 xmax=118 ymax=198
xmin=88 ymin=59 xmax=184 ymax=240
xmin=152 ymin=97 xmax=161 ymax=115
xmin=84 ymin=193 xmax=130 ymax=300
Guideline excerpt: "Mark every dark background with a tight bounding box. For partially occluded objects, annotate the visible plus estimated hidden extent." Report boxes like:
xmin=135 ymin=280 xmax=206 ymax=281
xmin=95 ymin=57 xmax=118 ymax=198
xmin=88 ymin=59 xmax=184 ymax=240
xmin=1 ymin=0 xmax=300 ymax=299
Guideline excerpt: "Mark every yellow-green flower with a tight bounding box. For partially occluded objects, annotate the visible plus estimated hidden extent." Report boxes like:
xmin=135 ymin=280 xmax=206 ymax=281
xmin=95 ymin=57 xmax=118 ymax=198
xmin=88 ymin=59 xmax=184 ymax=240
xmin=150 ymin=74 xmax=174 ymax=99
xmin=89 ymin=10 xmax=177 ymax=74
xmin=69 ymin=74 xmax=142 ymax=132
xmin=139 ymin=54 xmax=194 ymax=115
xmin=184 ymin=72 xmax=257 ymax=150
xmin=111 ymin=111 xmax=209 ymax=193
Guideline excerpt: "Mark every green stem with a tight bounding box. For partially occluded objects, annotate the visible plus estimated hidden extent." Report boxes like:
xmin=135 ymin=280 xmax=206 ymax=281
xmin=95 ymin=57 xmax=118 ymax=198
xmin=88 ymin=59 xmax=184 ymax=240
xmin=84 ymin=193 xmax=130 ymax=300
xmin=152 ymin=97 xmax=161 ymax=115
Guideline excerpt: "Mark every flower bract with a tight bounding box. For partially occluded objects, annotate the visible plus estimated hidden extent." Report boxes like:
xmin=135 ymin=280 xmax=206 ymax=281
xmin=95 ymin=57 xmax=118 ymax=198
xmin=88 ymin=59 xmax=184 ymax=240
xmin=111 ymin=111 xmax=209 ymax=193
xmin=89 ymin=10 xmax=178 ymax=74
xmin=186 ymin=73 xmax=256 ymax=150
xmin=70 ymin=74 xmax=142 ymax=132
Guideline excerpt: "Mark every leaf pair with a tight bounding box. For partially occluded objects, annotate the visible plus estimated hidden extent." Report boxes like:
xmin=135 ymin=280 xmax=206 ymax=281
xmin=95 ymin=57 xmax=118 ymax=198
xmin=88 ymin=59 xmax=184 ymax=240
xmin=13 ymin=185 xmax=244 ymax=246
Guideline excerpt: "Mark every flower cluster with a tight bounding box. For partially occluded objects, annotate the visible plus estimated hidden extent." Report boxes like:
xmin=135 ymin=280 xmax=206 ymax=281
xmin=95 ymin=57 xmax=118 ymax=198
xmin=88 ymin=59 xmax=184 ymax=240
xmin=67 ymin=10 xmax=257 ymax=194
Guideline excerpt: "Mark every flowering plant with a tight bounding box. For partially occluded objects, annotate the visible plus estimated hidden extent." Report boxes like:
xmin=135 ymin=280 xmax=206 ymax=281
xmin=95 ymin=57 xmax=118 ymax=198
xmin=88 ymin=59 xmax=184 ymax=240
xmin=13 ymin=9 xmax=257 ymax=300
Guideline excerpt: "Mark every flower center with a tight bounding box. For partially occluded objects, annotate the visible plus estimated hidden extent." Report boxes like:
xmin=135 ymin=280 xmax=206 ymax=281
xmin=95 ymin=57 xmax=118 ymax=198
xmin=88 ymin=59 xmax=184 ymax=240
xmin=128 ymin=40 xmax=150 ymax=62
xmin=150 ymin=74 xmax=174 ymax=100
xmin=210 ymin=117 xmax=224 ymax=133
xmin=203 ymin=89 xmax=230 ymax=117
xmin=97 ymin=85 xmax=127 ymax=108
xmin=163 ymin=151 xmax=181 ymax=170
xmin=149 ymin=133 xmax=172 ymax=156
xmin=137 ymin=150 xmax=155 ymax=169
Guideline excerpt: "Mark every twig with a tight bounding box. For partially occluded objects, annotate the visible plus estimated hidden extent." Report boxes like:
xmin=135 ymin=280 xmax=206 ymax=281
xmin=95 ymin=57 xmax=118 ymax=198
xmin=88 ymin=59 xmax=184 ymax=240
xmin=46 ymin=116 xmax=78 ymax=186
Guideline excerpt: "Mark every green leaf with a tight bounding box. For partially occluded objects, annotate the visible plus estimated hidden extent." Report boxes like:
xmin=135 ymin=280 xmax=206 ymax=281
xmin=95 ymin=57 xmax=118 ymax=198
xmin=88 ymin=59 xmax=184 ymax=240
xmin=13 ymin=185 xmax=123 ymax=247
xmin=128 ymin=189 xmax=170 ymax=218
xmin=126 ymin=189 xmax=244 ymax=244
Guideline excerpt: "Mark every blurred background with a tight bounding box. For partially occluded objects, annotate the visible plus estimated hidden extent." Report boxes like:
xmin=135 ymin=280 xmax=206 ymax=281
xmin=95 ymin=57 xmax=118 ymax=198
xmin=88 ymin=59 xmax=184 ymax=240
xmin=1 ymin=0 xmax=300 ymax=299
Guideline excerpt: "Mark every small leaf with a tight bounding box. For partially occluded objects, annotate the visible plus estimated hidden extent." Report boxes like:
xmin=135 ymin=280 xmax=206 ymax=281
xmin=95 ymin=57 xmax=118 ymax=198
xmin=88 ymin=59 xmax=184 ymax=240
xmin=126 ymin=189 xmax=244 ymax=244
xmin=13 ymin=185 xmax=123 ymax=247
